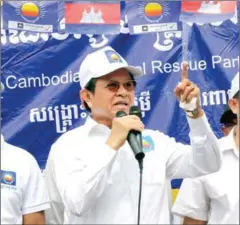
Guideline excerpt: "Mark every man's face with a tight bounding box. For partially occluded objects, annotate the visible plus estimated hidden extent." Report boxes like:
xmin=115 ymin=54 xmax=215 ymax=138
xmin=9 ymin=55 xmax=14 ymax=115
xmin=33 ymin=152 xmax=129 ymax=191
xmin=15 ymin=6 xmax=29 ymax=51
xmin=83 ymin=68 xmax=136 ymax=125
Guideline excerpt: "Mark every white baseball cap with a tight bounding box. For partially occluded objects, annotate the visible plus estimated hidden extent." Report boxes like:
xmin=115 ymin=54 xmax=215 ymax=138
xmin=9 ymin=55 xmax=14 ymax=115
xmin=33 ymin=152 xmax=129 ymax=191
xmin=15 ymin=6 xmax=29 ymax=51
xmin=229 ymin=72 xmax=239 ymax=99
xmin=79 ymin=46 xmax=143 ymax=88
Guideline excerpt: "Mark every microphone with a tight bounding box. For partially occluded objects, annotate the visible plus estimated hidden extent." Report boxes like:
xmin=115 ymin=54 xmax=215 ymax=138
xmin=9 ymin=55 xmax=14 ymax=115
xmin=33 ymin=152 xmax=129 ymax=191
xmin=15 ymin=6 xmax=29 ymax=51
xmin=115 ymin=111 xmax=127 ymax=118
xmin=129 ymin=106 xmax=145 ymax=161
xmin=115 ymin=107 xmax=145 ymax=161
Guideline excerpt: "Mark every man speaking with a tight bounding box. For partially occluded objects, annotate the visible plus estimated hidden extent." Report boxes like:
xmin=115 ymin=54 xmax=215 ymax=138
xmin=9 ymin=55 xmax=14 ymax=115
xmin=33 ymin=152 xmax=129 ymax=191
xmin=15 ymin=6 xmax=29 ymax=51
xmin=44 ymin=46 xmax=222 ymax=224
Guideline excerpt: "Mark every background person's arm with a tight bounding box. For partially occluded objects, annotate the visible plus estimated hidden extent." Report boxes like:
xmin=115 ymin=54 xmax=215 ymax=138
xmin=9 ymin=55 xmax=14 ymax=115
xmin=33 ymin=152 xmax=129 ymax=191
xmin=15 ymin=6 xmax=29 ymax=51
xmin=172 ymin=178 xmax=210 ymax=223
xmin=183 ymin=216 xmax=207 ymax=225
xmin=22 ymin=153 xmax=50 ymax=223
xmin=23 ymin=211 xmax=45 ymax=225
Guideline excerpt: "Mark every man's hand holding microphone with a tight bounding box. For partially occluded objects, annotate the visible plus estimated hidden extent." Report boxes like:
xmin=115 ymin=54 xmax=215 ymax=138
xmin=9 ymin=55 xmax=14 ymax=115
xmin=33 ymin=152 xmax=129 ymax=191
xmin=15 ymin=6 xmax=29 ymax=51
xmin=106 ymin=113 xmax=144 ymax=151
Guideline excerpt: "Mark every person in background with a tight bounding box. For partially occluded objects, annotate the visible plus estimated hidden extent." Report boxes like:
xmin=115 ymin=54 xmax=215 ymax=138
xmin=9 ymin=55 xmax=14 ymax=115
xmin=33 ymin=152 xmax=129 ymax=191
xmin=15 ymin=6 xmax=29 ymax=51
xmin=44 ymin=46 xmax=222 ymax=224
xmin=171 ymin=98 xmax=238 ymax=224
xmin=172 ymin=72 xmax=239 ymax=224
xmin=1 ymin=82 xmax=50 ymax=224
xmin=220 ymin=104 xmax=237 ymax=136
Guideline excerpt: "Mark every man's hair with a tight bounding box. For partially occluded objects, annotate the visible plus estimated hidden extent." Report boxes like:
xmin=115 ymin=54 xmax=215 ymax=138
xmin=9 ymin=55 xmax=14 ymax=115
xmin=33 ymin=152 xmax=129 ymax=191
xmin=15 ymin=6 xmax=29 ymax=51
xmin=83 ymin=73 xmax=136 ymax=112
xmin=83 ymin=78 xmax=97 ymax=112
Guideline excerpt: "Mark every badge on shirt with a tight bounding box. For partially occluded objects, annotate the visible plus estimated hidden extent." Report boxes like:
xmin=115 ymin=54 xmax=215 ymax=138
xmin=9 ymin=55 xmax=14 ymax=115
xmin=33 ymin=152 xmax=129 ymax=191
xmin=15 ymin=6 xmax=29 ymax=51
xmin=1 ymin=170 xmax=16 ymax=186
xmin=142 ymin=135 xmax=155 ymax=153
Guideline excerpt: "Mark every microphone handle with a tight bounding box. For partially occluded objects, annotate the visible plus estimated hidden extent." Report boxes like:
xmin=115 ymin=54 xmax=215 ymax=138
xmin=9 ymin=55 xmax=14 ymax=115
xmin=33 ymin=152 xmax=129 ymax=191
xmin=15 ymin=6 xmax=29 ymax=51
xmin=115 ymin=110 xmax=145 ymax=161
xmin=127 ymin=131 xmax=145 ymax=161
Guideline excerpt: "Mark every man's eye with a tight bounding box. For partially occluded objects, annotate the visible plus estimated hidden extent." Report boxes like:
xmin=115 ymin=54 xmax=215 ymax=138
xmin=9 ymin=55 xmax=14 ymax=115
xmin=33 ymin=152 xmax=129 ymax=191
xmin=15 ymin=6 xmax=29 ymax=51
xmin=106 ymin=82 xmax=119 ymax=91
xmin=108 ymin=83 xmax=117 ymax=87
xmin=126 ymin=82 xmax=133 ymax=86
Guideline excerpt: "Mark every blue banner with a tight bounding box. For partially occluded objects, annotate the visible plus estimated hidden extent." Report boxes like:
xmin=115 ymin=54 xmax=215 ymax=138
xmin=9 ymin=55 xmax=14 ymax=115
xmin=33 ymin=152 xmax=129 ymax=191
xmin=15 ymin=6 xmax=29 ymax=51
xmin=1 ymin=2 xmax=239 ymax=199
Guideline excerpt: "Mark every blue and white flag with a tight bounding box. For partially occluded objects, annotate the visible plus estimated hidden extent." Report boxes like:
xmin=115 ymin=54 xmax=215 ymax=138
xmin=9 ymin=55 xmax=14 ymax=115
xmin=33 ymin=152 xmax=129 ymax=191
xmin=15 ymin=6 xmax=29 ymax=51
xmin=126 ymin=1 xmax=182 ymax=34
xmin=2 ymin=1 xmax=59 ymax=33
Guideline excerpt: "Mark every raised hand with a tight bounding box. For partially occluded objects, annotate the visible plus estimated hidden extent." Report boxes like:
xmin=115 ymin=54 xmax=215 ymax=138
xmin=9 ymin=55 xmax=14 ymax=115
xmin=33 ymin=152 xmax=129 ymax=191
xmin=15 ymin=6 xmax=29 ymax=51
xmin=174 ymin=62 xmax=203 ymax=118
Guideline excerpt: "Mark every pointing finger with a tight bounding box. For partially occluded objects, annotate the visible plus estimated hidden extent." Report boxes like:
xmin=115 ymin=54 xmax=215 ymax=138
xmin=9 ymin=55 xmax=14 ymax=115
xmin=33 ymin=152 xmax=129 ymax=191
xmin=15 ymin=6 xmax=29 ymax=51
xmin=181 ymin=62 xmax=188 ymax=81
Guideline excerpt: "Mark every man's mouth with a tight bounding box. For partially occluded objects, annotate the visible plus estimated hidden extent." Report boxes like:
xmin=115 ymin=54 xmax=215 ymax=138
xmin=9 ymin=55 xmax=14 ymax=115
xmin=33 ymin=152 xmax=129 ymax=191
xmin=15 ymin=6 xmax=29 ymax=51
xmin=114 ymin=101 xmax=129 ymax=109
xmin=114 ymin=101 xmax=128 ymax=106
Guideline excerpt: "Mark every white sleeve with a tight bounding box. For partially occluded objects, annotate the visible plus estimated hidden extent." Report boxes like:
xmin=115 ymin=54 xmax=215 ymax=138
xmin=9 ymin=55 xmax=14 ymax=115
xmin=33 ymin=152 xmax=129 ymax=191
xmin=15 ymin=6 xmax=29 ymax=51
xmin=172 ymin=177 xmax=209 ymax=221
xmin=22 ymin=154 xmax=50 ymax=215
xmin=50 ymin=142 xmax=117 ymax=217
xmin=164 ymin=113 xmax=222 ymax=179
xmin=221 ymin=200 xmax=239 ymax=223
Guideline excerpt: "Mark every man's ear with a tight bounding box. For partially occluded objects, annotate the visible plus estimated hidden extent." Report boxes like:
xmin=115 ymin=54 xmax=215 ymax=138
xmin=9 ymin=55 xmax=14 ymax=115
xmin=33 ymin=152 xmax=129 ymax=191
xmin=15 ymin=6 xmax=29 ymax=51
xmin=80 ymin=89 xmax=93 ymax=109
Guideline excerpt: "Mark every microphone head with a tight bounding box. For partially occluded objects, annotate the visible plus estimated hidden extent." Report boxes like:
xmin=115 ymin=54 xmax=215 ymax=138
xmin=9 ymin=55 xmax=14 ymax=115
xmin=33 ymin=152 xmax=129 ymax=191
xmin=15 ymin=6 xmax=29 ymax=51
xmin=129 ymin=106 xmax=142 ymax=119
xmin=115 ymin=111 xmax=127 ymax=117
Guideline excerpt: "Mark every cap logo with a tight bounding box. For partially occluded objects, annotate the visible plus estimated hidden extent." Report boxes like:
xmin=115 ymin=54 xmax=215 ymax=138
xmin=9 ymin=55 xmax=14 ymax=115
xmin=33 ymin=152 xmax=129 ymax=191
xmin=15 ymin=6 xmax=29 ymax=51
xmin=104 ymin=50 xmax=123 ymax=63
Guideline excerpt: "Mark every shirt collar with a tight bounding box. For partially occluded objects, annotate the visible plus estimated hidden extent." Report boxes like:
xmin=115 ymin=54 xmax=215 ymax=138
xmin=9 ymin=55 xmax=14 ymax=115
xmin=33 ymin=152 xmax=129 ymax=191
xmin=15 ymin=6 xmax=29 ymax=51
xmin=83 ymin=115 xmax=111 ymax=137
xmin=222 ymin=126 xmax=239 ymax=158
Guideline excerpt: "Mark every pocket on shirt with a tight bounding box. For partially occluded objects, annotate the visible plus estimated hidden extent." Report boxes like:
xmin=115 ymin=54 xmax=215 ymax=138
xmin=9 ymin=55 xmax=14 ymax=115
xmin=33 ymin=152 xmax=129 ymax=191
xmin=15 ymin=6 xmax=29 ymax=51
xmin=143 ymin=152 xmax=165 ymax=184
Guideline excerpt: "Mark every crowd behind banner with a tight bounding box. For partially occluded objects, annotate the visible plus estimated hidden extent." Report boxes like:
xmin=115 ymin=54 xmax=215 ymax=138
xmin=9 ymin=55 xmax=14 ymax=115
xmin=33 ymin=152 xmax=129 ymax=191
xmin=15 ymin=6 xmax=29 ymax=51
xmin=1 ymin=0 xmax=239 ymax=200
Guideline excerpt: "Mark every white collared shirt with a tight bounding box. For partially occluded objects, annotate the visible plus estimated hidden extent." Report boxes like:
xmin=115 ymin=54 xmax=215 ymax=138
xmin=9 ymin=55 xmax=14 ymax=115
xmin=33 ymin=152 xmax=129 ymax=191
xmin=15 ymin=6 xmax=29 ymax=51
xmin=172 ymin=127 xmax=239 ymax=224
xmin=1 ymin=135 xmax=50 ymax=224
xmin=44 ymin=114 xmax=222 ymax=224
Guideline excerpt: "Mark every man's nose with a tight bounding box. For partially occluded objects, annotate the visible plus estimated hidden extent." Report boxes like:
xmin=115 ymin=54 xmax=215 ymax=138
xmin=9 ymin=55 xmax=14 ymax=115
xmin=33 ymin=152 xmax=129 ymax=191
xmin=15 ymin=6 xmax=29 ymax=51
xmin=116 ymin=84 xmax=128 ymax=96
